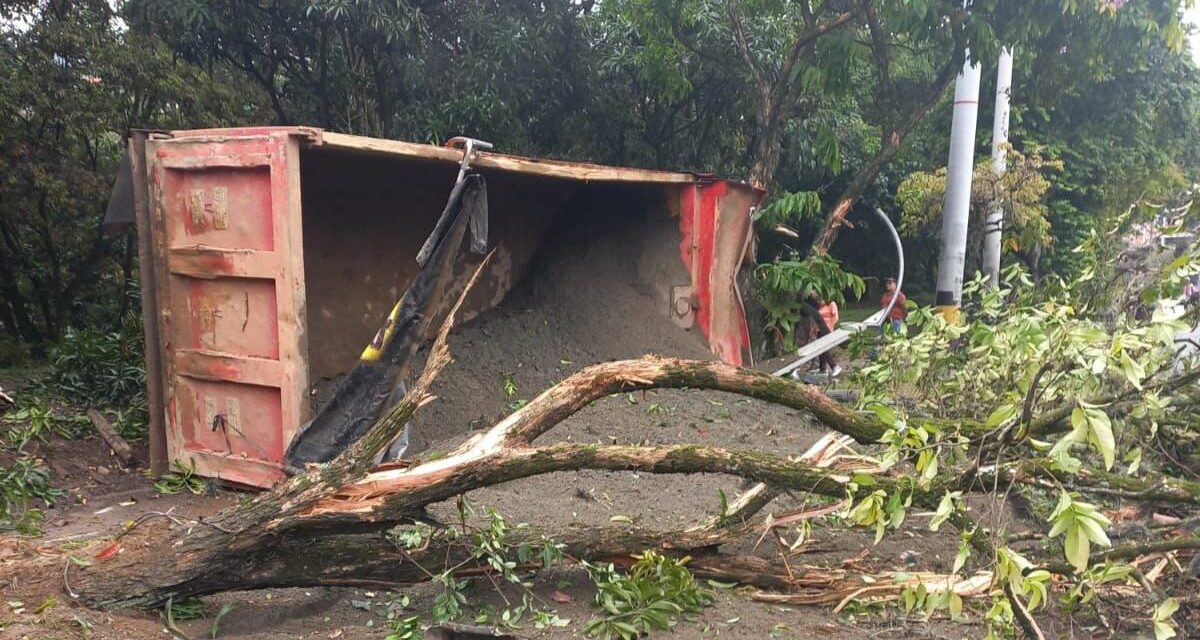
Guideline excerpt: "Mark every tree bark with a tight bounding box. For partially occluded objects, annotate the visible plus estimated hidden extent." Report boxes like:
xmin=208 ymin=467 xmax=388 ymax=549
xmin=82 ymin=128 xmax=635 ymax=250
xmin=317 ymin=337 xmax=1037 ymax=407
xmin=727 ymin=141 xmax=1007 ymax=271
xmin=727 ymin=0 xmax=858 ymax=191
xmin=70 ymin=518 xmax=801 ymax=608
xmin=72 ymin=335 xmax=920 ymax=610
xmin=72 ymin=434 xmax=899 ymax=608
xmin=65 ymin=350 xmax=1198 ymax=610
xmin=87 ymin=409 xmax=135 ymax=467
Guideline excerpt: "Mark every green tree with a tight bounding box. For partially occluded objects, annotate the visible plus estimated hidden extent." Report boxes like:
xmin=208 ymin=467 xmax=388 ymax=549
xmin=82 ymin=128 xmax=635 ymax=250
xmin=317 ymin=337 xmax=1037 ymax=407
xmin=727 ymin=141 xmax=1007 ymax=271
xmin=896 ymin=148 xmax=1061 ymax=281
xmin=0 ymin=0 xmax=266 ymax=345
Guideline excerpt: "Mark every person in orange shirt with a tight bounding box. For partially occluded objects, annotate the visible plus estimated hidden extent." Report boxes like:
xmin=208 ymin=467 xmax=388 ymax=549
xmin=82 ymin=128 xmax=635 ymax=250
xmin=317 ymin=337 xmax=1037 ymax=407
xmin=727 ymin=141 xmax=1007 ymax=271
xmin=810 ymin=292 xmax=841 ymax=377
xmin=880 ymin=277 xmax=907 ymax=334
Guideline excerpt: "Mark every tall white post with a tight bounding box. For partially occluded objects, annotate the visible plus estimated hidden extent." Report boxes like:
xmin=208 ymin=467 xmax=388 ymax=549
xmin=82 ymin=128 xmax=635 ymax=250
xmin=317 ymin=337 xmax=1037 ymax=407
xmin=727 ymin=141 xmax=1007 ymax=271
xmin=933 ymin=52 xmax=982 ymax=322
xmin=982 ymin=47 xmax=1013 ymax=288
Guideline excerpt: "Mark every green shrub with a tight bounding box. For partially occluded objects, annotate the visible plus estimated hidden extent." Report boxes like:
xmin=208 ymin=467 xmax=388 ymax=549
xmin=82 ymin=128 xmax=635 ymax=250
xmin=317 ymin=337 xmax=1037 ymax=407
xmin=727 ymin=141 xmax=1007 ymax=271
xmin=0 ymin=457 xmax=63 ymax=535
xmin=0 ymin=333 xmax=28 ymax=368
xmin=47 ymin=321 xmax=148 ymax=438
xmin=754 ymin=253 xmax=865 ymax=350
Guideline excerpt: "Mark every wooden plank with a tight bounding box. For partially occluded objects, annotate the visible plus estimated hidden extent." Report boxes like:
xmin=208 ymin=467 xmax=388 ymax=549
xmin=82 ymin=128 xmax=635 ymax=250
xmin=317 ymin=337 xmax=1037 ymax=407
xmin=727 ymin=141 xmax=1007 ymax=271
xmin=318 ymin=132 xmax=696 ymax=184
xmin=274 ymin=133 xmax=311 ymax=446
xmin=149 ymin=137 xmax=188 ymax=471
xmin=167 ymin=247 xmax=283 ymax=279
xmin=175 ymin=350 xmax=285 ymax=387
xmin=87 ymin=409 xmax=135 ymax=467
xmin=158 ymin=153 xmax=273 ymax=169
xmin=131 ymin=132 xmax=169 ymax=477
xmin=185 ymin=450 xmax=286 ymax=489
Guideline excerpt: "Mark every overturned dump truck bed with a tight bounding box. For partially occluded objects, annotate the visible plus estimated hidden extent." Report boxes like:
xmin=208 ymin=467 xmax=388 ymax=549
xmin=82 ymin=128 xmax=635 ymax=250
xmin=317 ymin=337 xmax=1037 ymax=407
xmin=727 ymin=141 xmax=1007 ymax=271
xmin=128 ymin=126 xmax=761 ymax=487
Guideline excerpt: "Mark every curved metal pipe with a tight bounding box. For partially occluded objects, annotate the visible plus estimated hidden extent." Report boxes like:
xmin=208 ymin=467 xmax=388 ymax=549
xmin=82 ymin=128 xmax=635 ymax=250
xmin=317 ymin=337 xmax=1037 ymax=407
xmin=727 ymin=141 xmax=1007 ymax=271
xmin=876 ymin=206 xmax=905 ymax=326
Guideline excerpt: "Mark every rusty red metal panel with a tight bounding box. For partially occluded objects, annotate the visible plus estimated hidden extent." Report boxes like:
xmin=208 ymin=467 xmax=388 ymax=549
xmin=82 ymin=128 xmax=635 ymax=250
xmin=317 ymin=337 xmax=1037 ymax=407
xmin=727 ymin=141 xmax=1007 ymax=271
xmin=709 ymin=183 xmax=759 ymax=365
xmin=148 ymin=132 xmax=308 ymax=488
xmin=677 ymin=180 xmax=753 ymax=366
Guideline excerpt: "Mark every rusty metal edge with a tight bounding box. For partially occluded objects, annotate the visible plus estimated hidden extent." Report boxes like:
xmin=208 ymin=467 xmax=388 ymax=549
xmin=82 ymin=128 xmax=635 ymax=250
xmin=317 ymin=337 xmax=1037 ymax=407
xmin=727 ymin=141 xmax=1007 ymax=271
xmin=130 ymin=130 xmax=169 ymax=477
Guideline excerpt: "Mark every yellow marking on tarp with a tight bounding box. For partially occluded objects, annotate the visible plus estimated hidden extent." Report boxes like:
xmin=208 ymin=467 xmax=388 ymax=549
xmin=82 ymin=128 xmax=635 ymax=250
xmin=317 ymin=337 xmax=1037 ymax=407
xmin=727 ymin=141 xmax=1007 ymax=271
xmin=360 ymin=300 xmax=404 ymax=362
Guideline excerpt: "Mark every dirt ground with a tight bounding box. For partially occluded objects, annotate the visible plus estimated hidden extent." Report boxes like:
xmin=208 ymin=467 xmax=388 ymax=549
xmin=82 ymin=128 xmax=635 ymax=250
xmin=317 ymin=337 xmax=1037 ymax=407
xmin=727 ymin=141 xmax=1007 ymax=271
xmin=1 ymin=389 xmax=983 ymax=640
xmin=1 ymin=213 xmax=986 ymax=639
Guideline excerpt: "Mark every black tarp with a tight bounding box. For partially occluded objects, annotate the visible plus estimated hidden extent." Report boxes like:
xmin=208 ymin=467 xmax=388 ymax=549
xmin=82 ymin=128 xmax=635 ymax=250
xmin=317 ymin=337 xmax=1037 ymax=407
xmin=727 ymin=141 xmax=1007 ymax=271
xmin=283 ymin=173 xmax=488 ymax=470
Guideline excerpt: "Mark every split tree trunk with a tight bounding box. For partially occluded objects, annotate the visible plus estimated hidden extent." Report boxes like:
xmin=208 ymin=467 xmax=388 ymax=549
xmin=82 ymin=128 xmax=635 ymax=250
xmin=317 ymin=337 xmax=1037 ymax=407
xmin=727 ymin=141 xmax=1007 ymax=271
xmin=72 ymin=353 xmax=914 ymax=609
xmin=68 ymin=352 xmax=1200 ymax=609
xmin=71 ymin=337 xmax=1155 ymax=609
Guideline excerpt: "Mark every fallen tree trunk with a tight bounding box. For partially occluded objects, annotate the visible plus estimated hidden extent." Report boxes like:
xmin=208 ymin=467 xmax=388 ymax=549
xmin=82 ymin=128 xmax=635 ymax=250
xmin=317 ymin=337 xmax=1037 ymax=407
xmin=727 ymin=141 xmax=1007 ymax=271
xmin=71 ymin=303 xmax=919 ymax=609
xmin=72 ymin=433 xmax=912 ymax=608
xmin=71 ymin=519 xmax=799 ymax=606
xmin=66 ymin=266 xmax=1199 ymax=612
xmin=71 ymin=252 xmax=919 ymax=610
xmin=67 ymin=345 xmax=1199 ymax=610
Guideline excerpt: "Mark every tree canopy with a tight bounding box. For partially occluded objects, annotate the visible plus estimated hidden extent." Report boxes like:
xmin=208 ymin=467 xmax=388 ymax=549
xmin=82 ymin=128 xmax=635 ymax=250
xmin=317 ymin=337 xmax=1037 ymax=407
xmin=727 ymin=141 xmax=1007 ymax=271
xmin=0 ymin=0 xmax=1197 ymax=346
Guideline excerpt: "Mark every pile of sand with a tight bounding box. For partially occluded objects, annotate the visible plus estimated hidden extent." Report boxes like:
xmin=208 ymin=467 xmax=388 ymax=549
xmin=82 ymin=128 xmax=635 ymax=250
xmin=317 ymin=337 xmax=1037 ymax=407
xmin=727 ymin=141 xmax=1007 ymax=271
xmin=407 ymin=204 xmax=713 ymax=450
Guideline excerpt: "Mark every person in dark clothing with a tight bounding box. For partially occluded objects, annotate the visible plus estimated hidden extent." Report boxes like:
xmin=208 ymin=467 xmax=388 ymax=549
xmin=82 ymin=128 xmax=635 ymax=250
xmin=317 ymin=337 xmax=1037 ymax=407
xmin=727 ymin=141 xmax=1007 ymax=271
xmin=795 ymin=291 xmax=841 ymax=376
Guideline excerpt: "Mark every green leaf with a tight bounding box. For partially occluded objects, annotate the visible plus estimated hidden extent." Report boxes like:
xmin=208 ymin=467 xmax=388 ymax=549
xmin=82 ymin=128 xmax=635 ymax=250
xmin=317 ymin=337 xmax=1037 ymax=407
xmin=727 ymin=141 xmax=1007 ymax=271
xmin=1119 ymin=352 xmax=1145 ymax=389
xmin=851 ymin=473 xmax=877 ymax=488
xmin=1083 ymin=406 xmax=1116 ymax=470
xmin=1064 ymin=524 xmax=1090 ymax=572
xmin=953 ymin=537 xmax=971 ymax=574
xmin=985 ymin=404 xmax=1018 ymax=429
xmin=1153 ymin=597 xmax=1180 ymax=640
xmin=948 ymin=591 xmax=963 ymax=619
xmin=1049 ymin=492 xmax=1112 ymax=572
xmin=929 ymin=492 xmax=960 ymax=532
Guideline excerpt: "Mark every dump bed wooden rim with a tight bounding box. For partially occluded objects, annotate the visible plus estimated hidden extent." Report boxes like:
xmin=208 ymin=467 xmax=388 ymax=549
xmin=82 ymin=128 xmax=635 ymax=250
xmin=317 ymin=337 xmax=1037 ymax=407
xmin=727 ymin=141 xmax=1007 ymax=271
xmin=169 ymin=126 xmax=717 ymax=186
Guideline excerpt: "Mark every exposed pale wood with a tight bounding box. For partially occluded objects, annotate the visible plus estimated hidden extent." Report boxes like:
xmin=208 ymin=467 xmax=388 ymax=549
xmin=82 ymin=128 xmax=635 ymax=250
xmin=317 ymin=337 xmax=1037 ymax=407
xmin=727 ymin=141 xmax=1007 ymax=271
xmin=73 ymin=346 xmax=916 ymax=608
xmin=175 ymin=350 xmax=284 ymax=387
xmin=166 ymin=248 xmax=284 ymax=280
xmin=187 ymin=450 xmax=286 ymax=488
xmin=158 ymin=153 xmax=273 ymax=169
xmin=318 ymin=132 xmax=696 ymax=184
xmin=277 ymin=133 xmax=311 ymax=445
xmin=145 ymin=135 xmax=182 ymax=476
xmin=86 ymin=409 xmax=134 ymax=466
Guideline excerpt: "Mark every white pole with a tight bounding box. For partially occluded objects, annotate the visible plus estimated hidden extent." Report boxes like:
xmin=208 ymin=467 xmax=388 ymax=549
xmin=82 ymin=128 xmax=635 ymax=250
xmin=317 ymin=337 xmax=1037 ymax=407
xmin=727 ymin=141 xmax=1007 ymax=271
xmin=982 ymin=47 xmax=1013 ymax=288
xmin=933 ymin=52 xmax=982 ymax=322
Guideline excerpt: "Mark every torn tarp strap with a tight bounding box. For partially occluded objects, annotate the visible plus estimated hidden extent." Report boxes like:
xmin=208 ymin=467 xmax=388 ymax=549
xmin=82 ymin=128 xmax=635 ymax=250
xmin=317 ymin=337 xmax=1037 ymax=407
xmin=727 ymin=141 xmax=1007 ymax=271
xmin=466 ymin=179 xmax=488 ymax=254
xmin=283 ymin=173 xmax=489 ymax=469
xmin=415 ymin=174 xmax=490 ymax=266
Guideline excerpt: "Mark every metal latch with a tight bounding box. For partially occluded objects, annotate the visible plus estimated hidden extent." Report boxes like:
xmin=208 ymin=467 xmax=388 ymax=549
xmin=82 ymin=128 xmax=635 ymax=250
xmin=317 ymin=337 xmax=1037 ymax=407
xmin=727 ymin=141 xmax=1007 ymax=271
xmin=445 ymin=136 xmax=494 ymax=185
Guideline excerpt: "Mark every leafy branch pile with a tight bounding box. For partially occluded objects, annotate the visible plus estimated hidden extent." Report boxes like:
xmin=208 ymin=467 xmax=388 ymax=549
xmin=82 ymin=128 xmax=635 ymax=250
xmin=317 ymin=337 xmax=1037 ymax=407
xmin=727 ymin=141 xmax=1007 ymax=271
xmin=376 ymin=500 xmax=719 ymax=639
xmin=0 ymin=318 xmax=152 ymax=534
xmin=0 ymin=398 xmax=75 ymax=535
xmin=841 ymin=256 xmax=1200 ymax=638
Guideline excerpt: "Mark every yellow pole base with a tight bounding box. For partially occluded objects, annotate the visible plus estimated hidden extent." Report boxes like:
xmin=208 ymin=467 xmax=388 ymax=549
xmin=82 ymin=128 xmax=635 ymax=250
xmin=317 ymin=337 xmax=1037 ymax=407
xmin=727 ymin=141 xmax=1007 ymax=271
xmin=933 ymin=305 xmax=961 ymax=324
